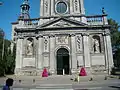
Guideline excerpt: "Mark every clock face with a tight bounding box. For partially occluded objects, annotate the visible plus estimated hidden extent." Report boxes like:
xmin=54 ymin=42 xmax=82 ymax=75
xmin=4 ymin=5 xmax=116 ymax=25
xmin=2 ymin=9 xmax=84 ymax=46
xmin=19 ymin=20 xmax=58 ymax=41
xmin=56 ymin=1 xmax=67 ymax=14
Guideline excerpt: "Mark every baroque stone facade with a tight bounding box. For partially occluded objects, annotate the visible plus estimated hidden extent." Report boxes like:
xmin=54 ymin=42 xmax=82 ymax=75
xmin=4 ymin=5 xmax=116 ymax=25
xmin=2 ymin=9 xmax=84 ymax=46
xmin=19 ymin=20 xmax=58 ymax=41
xmin=11 ymin=0 xmax=113 ymax=75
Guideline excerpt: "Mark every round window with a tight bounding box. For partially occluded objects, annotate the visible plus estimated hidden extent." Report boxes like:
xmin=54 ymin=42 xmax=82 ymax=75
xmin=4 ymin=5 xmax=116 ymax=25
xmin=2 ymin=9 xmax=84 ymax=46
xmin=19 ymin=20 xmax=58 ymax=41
xmin=56 ymin=2 xmax=67 ymax=14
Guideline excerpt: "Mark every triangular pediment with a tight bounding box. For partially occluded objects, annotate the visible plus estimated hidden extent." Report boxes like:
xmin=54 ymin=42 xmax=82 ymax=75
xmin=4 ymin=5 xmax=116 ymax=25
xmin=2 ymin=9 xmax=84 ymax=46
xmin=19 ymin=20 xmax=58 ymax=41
xmin=37 ymin=17 xmax=87 ymax=29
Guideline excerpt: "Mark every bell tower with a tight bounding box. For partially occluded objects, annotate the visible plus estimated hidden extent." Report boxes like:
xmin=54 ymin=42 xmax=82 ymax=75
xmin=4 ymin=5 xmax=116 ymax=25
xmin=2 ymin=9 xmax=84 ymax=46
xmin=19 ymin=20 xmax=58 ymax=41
xmin=19 ymin=0 xmax=30 ymax=19
xmin=40 ymin=0 xmax=85 ymax=17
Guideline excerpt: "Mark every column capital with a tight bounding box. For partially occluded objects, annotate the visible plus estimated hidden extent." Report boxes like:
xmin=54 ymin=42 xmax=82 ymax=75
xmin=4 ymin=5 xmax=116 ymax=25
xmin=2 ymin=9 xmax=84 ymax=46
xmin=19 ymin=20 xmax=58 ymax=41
xmin=17 ymin=36 xmax=24 ymax=39
xmin=82 ymin=33 xmax=89 ymax=36
xmin=70 ymin=34 xmax=76 ymax=37
xmin=49 ymin=34 xmax=55 ymax=37
xmin=36 ymin=35 xmax=43 ymax=38
xmin=102 ymin=33 xmax=110 ymax=36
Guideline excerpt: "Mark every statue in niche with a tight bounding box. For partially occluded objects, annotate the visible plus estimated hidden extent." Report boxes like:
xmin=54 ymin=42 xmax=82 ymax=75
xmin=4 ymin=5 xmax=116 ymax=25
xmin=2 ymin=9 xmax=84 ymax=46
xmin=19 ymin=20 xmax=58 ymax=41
xmin=26 ymin=40 xmax=33 ymax=55
xmin=93 ymin=38 xmax=100 ymax=53
xmin=77 ymin=36 xmax=81 ymax=50
xmin=44 ymin=37 xmax=48 ymax=50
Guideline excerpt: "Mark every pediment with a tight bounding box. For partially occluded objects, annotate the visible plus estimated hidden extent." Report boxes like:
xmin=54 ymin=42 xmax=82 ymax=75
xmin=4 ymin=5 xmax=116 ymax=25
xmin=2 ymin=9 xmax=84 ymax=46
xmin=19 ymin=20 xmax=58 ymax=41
xmin=37 ymin=17 xmax=87 ymax=29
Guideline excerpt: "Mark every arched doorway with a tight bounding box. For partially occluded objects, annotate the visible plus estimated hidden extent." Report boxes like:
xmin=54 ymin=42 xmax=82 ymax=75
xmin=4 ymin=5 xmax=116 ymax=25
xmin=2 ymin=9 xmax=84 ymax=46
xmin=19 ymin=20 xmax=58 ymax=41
xmin=56 ymin=48 xmax=69 ymax=75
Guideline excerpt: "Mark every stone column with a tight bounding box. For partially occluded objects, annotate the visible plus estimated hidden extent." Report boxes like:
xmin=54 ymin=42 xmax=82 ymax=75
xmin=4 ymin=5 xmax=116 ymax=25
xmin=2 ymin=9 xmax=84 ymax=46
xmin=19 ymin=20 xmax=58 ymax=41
xmin=15 ymin=37 xmax=23 ymax=75
xmin=70 ymin=34 xmax=77 ymax=74
xmin=37 ymin=35 xmax=43 ymax=70
xmin=104 ymin=33 xmax=113 ymax=74
xmin=49 ymin=35 xmax=56 ymax=74
xmin=83 ymin=33 xmax=91 ymax=74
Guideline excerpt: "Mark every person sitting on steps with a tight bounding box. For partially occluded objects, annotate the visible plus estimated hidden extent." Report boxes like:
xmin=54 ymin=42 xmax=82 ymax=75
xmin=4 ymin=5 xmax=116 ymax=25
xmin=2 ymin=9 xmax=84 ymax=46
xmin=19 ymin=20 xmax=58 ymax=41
xmin=2 ymin=78 xmax=14 ymax=90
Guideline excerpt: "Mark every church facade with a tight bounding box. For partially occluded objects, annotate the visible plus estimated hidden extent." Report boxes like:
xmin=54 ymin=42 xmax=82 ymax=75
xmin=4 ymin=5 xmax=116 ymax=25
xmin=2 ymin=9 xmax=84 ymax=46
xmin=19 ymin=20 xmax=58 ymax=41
xmin=11 ymin=0 xmax=113 ymax=75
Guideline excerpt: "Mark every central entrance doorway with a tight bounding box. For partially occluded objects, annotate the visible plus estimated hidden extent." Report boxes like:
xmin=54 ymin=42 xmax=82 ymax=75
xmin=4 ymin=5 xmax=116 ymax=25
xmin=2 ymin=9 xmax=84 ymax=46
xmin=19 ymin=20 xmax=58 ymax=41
xmin=56 ymin=48 xmax=69 ymax=75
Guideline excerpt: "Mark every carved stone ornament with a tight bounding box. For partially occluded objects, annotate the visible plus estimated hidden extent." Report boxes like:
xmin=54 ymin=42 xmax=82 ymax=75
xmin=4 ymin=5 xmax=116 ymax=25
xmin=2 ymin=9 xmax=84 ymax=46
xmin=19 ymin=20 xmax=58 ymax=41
xmin=74 ymin=0 xmax=78 ymax=11
xmin=43 ymin=36 xmax=49 ymax=51
xmin=53 ymin=20 xmax=71 ymax=27
xmin=44 ymin=0 xmax=48 ymax=13
xmin=56 ymin=35 xmax=68 ymax=44
xmin=76 ymin=36 xmax=81 ymax=50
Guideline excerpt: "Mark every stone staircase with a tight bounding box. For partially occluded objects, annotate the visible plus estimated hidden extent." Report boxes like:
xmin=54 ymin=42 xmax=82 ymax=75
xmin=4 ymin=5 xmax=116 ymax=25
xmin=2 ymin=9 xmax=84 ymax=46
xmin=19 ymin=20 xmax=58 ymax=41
xmin=21 ymin=68 xmax=38 ymax=76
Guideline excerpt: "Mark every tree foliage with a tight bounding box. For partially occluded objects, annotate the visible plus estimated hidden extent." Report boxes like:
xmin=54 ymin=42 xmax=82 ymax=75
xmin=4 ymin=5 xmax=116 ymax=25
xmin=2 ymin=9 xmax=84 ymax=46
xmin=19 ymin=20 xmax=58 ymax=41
xmin=0 ymin=29 xmax=16 ymax=76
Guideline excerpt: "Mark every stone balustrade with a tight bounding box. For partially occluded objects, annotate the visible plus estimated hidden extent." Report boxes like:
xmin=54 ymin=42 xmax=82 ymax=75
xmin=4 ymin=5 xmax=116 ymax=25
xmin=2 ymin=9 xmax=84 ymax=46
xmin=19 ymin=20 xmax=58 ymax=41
xmin=18 ymin=18 xmax=39 ymax=28
xmin=17 ymin=15 xmax=107 ymax=28
xmin=86 ymin=15 xmax=107 ymax=25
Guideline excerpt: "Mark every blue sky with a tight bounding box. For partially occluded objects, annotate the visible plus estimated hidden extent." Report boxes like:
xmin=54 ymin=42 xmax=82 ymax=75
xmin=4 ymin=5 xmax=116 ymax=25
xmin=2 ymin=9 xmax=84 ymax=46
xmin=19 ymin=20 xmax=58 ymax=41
xmin=0 ymin=0 xmax=120 ymax=40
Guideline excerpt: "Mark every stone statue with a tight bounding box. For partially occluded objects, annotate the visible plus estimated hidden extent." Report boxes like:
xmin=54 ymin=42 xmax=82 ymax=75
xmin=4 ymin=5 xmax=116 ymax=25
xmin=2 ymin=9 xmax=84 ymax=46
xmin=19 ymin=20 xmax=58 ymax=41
xmin=26 ymin=40 xmax=33 ymax=55
xmin=93 ymin=38 xmax=100 ymax=53
xmin=102 ymin=7 xmax=106 ymax=14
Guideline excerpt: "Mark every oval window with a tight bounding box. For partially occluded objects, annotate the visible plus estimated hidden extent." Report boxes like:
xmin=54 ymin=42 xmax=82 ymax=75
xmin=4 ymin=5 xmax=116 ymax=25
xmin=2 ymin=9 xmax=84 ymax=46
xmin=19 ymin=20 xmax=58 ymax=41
xmin=56 ymin=2 xmax=67 ymax=14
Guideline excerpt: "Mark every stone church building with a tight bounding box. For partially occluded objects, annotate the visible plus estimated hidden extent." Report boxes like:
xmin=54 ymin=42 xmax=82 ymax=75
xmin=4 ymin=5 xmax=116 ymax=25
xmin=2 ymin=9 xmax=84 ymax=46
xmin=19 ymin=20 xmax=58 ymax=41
xmin=11 ymin=0 xmax=113 ymax=75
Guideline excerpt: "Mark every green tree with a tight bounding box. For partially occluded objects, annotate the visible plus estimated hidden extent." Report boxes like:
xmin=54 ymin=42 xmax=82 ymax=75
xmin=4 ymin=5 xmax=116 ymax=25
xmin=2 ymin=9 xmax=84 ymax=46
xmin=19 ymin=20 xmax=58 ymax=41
xmin=5 ymin=43 xmax=16 ymax=74
xmin=0 ymin=29 xmax=5 ymax=76
xmin=0 ymin=29 xmax=16 ymax=76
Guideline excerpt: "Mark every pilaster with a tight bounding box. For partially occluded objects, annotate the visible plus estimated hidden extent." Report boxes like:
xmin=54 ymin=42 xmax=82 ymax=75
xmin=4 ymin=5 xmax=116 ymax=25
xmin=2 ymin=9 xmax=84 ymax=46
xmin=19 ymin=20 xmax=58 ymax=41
xmin=103 ymin=32 xmax=113 ymax=74
xmin=70 ymin=0 xmax=73 ymax=14
xmin=43 ymin=36 xmax=50 ymax=68
xmin=73 ymin=0 xmax=80 ymax=14
xmin=51 ymin=0 xmax=55 ymax=16
xmin=15 ymin=37 xmax=23 ymax=74
xmin=103 ymin=15 xmax=108 ymax=25
xmin=103 ymin=34 xmax=108 ymax=69
xmin=83 ymin=33 xmax=91 ymax=75
xmin=70 ymin=34 xmax=77 ymax=73
xmin=80 ymin=0 xmax=85 ymax=15
xmin=40 ymin=0 xmax=44 ymax=16
xmin=83 ymin=33 xmax=91 ymax=67
xmin=37 ymin=35 xmax=43 ymax=70
xmin=49 ymin=35 xmax=56 ymax=74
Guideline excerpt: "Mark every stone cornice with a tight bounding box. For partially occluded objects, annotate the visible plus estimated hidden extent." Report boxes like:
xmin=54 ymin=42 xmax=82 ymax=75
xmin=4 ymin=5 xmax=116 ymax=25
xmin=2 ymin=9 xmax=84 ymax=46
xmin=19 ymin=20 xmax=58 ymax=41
xmin=55 ymin=33 xmax=69 ymax=36
xmin=14 ymin=27 xmax=36 ymax=32
xmin=36 ymin=25 xmax=110 ymax=31
xmin=17 ymin=36 xmax=24 ymax=39
xmin=14 ymin=25 xmax=110 ymax=32
xmin=70 ymin=34 xmax=76 ymax=37
xmin=49 ymin=34 xmax=55 ymax=37
xmin=36 ymin=35 xmax=43 ymax=38
xmin=17 ymin=14 xmax=107 ymax=20
xmin=11 ymin=22 xmax=19 ymax=25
